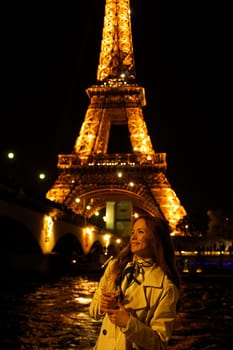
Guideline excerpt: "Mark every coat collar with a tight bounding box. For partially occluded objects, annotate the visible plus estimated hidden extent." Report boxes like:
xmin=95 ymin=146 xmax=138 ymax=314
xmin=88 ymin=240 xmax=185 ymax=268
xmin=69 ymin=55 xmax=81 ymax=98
xmin=122 ymin=265 xmax=166 ymax=310
xmin=143 ymin=265 xmax=165 ymax=288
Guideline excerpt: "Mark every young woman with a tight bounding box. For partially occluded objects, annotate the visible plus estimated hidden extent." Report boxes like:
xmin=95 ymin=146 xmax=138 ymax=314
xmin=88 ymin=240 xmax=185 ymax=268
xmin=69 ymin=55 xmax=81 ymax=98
xmin=89 ymin=214 xmax=181 ymax=350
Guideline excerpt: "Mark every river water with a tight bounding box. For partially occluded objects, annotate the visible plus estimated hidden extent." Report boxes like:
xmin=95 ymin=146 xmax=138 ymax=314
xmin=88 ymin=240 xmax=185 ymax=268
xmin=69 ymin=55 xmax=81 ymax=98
xmin=1 ymin=273 xmax=232 ymax=349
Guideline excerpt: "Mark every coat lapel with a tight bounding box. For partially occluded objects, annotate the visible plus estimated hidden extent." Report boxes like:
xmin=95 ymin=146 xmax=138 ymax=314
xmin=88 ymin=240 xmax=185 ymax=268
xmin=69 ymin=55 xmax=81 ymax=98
xmin=123 ymin=266 xmax=165 ymax=310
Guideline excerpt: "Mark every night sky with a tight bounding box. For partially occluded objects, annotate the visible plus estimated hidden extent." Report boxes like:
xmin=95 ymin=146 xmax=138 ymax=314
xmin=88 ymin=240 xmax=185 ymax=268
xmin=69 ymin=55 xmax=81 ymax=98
xmin=1 ymin=1 xmax=232 ymax=217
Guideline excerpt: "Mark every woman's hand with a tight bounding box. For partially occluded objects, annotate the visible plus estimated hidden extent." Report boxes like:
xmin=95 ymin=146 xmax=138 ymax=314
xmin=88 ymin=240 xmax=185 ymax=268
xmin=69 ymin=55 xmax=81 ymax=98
xmin=107 ymin=301 xmax=130 ymax=328
xmin=100 ymin=290 xmax=119 ymax=313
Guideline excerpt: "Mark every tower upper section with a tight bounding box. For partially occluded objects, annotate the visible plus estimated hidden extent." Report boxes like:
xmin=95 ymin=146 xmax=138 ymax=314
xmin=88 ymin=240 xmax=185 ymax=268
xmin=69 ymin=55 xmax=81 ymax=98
xmin=97 ymin=0 xmax=136 ymax=83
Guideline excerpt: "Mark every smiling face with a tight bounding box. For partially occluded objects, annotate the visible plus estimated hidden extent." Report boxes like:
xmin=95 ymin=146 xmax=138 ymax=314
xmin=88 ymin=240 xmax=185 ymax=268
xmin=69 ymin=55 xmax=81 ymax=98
xmin=130 ymin=218 xmax=153 ymax=259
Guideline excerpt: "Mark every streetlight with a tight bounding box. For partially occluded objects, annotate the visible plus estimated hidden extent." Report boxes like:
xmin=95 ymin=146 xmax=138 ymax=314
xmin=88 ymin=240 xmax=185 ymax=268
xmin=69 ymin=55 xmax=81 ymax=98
xmin=38 ymin=172 xmax=46 ymax=181
xmin=7 ymin=152 xmax=15 ymax=160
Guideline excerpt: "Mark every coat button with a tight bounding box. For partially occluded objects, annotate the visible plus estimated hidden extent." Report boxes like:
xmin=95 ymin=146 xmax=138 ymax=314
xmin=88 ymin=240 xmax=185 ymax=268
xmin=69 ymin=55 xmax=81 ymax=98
xmin=102 ymin=329 xmax=107 ymax=335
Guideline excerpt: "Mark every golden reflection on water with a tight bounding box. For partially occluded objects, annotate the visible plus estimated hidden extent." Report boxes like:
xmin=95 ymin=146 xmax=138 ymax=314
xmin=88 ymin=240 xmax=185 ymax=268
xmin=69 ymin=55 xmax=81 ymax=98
xmin=16 ymin=276 xmax=101 ymax=349
xmin=1 ymin=274 xmax=233 ymax=350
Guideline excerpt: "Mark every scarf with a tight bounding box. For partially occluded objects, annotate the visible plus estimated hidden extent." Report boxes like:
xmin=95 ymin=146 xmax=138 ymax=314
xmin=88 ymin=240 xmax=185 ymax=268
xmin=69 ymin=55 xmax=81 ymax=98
xmin=119 ymin=257 xmax=155 ymax=295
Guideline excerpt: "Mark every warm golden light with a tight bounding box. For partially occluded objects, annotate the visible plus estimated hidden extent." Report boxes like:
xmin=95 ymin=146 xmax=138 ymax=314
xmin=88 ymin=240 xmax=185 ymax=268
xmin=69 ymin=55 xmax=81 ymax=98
xmin=40 ymin=215 xmax=55 ymax=253
xmin=104 ymin=234 xmax=111 ymax=248
xmin=97 ymin=0 xmax=135 ymax=82
xmin=82 ymin=226 xmax=94 ymax=254
xmin=45 ymin=0 xmax=187 ymax=234
xmin=75 ymin=297 xmax=92 ymax=304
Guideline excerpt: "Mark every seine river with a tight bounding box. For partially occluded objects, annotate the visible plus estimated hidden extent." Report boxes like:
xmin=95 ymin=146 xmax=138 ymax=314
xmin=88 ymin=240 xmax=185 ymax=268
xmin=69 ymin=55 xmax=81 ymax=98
xmin=1 ymin=273 xmax=232 ymax=349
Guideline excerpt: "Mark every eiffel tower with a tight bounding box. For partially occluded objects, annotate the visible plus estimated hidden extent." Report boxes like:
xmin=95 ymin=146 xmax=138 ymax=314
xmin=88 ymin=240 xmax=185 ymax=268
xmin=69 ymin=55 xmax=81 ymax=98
xmin=46 ymin=0 xmax=187 ymax=235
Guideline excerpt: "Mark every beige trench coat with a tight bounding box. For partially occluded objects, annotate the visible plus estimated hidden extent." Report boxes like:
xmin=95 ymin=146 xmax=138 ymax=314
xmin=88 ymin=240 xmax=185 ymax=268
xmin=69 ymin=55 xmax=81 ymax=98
xmin=89 ymin=260 xmax=180 ymax=350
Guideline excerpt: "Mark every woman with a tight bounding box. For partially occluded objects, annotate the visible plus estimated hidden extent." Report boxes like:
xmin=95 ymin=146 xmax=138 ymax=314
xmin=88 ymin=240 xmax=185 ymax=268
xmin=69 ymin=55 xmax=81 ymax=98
xmin=89 ymin=214 xmax=181 ymax=350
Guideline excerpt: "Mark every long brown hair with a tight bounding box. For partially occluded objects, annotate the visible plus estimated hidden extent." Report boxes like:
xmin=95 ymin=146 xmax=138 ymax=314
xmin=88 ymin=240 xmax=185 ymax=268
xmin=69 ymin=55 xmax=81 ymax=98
xmin=111 ymin=214 xmax=181 ymax=289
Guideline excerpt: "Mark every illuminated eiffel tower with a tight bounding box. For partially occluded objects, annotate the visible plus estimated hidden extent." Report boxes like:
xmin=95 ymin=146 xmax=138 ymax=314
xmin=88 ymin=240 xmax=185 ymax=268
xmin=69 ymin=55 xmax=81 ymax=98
xmin=46 ymin=0 xmax=187 ymax=235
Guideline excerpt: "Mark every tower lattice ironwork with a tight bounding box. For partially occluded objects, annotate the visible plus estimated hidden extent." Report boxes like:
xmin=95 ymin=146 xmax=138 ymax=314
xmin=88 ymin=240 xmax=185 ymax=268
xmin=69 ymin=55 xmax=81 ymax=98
xmin=46 ymin=0 xmax=187 ymax=234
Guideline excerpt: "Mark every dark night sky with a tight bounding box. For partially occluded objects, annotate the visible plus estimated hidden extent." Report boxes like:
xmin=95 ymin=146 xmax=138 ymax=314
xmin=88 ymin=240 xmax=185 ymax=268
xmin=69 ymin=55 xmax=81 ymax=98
xmin=1 ymin=1 xmax=232 ymax=217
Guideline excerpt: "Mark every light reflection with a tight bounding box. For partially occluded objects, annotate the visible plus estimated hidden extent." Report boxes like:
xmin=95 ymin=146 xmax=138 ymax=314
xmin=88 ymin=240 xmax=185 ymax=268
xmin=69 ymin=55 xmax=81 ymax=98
xmin=75 ymin=297 xmax=92 ymax=304
xmin=7 ymin=275 xmax=231 ymax=349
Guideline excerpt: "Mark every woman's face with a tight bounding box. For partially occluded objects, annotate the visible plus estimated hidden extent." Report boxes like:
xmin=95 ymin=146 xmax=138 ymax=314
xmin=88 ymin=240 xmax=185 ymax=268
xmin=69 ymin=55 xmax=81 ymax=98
xmin=130 ymin=218 xmax=153 ymax=258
